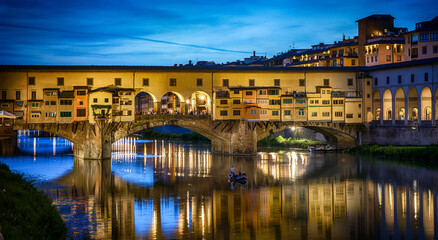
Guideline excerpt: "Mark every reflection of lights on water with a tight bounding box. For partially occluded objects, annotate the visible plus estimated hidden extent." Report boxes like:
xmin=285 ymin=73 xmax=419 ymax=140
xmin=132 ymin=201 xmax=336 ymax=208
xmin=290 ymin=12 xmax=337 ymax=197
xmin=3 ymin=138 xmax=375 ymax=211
xmin=257 ymin=151 xmax=308 ymax=181
xmin=401 ymin=188 xmax=406 ymax=214
xmin=388 ymin=184 xmax=393 ymax=211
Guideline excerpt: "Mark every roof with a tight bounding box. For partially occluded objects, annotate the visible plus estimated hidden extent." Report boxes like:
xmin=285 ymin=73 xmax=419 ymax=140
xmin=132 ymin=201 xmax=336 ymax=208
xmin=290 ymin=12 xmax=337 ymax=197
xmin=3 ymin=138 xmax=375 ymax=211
xmin=408 ymin=16 xmax=438 ymax=33
xmin=59 ymin=91 xmax=74 ymax=98
xmin=365 ymin=36 xmax=405 ymax=45
xmin=228 ymin=86 xmax=281 ymax=90
xmin=73 ymin=86 xmax=90 ymax=89
xmin=356 ymin=14 xmax=395 ymax=22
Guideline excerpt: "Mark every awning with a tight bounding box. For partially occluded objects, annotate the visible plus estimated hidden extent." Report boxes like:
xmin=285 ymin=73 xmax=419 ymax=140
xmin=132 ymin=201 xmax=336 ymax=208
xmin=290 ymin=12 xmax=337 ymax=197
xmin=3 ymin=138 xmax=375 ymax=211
xmin=0 ymin=110 xmax=17 ymax=119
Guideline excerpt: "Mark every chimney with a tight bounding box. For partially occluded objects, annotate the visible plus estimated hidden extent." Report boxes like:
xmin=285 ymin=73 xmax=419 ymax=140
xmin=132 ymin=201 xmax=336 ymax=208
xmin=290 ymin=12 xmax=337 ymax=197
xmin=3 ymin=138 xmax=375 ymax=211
xmin=253 ymin=51 xmax=256 ymax=57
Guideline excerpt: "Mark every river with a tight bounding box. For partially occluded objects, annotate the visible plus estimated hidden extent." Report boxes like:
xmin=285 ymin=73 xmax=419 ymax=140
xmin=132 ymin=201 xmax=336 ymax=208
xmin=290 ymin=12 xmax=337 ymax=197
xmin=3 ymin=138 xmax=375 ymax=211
xmin=0 ymin=130 xmax=437 ymax=239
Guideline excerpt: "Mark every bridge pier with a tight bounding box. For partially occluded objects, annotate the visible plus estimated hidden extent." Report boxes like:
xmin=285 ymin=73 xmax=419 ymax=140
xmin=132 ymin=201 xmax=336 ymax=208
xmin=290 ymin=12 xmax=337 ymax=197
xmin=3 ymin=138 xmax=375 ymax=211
xmin=73 ymin=119 xmax=112 ymax=160
xmin=211 ymin=121 xmax=258 ymax=155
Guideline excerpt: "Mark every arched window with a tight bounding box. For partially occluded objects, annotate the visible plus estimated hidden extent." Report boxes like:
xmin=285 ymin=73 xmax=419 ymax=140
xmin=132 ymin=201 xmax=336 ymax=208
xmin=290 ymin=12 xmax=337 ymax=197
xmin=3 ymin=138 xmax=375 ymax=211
xmin=399 ymin=108 xmax=405 ymax=120
xmin=375 ymin=108 xmax=381 ymax=120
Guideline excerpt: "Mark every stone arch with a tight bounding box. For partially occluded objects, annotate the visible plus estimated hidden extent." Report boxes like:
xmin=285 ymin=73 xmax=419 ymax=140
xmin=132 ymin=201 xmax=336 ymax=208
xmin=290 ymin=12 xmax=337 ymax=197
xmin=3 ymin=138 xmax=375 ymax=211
xmin=135 ymin=91 xmax=157 ymax=115
xmin=394 ymin=88 xmax=405 ymax=120
xmin=160 ymin=91 xmax=185 ymax=114
xmin=188 ymin=91 xmax=212 ymax=115
xmin=421 ymin=87 xmax=432 ymax=121
xmin=408 ymin=87 xmax=418 ymax=120
xmin=372 ymin=90 xmax=381 ymax=120
xmin=382 ymin=89 xmax=392 ymax=120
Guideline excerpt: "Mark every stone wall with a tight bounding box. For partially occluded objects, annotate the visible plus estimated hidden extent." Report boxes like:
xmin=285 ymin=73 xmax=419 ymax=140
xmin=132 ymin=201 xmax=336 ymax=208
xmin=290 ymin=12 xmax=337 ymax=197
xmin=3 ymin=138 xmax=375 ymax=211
xmin=361 ymin=126 xmax=438 ymax=145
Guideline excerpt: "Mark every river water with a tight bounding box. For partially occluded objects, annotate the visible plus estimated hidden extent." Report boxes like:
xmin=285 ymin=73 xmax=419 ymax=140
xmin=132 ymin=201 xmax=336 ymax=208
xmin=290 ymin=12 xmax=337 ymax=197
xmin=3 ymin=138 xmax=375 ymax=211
xmin=1 ymin=130 xmax=438 ymax=239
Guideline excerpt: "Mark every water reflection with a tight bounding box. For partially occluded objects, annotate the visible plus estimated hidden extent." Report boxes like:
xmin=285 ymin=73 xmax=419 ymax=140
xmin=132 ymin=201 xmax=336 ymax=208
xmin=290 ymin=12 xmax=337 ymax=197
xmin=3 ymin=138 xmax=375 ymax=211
xmin=1 ymin=133 xmax=438 ymax=239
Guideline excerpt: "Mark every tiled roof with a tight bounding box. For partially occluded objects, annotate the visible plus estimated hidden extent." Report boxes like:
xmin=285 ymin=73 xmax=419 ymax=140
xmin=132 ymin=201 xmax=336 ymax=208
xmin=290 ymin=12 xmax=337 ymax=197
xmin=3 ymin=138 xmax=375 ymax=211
xmin=356 ymin=14 xmax=394 ymax=22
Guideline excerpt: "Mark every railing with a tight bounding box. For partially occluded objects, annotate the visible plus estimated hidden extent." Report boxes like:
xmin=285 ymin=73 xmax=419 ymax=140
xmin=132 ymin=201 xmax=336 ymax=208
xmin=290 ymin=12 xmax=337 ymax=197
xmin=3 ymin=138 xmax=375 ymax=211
xmin=135 ymin=114 xmax=210 ymax=121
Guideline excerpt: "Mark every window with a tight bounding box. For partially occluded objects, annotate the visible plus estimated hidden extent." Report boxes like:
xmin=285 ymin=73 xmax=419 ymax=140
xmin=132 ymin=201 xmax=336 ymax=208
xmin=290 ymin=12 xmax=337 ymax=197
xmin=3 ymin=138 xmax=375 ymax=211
xmin=79 ymin=101 xmax=83 ymax=105
xmin=87 ymin=78 xmax=93 ymax=86
xmin=358 ymin=104 xmax=361 ymax=108
xmin=386 ymin=55 xmax=391 ymax=61
xmin=298 ymin=109 xmax=305 ymax=116
xmin=143 ymin=78 xmax=149 ymax=86
xmin=60 ymin=112 xmax=72 ymax=117
xmin=411 ymin=74 xmax=415 ymax=83
xmin=272 ymin=111 xmax=279 ymax=116
xmin=367 ymin=57 xmax=369 ymax=63
xmin=274 ymin=79 xmax=280 ymax=86
xmin=420 ymin=32 xmax=429 ymax=42
xmin=335 ymin=112 xmax=343 ymax=117
xmin=425 ymin=72 xmax=429 ymax=82
xmin=412 ymin=34 xmax=418 ymax=44
xmin=323 ymin=79 xmax=329 ymax=86
xmin=28 ymin=77 xmax=35 ymax=85
xmin=220 ymin=100 xmax=227 ymax=104
xmin=249 ymin=79 xmax=255 ymax=86
xmin=351 ymin=59 xmax=356 ymax=66
xmin=269 ymin=100 xmax=280 ymax=105
xmin=348 ymin=78 xmax=353 ymax=86
xmin=431 ymin=32 xmax=438 ymax=41
xmin=283 ymin=99 xmax=292 ymax=104
xmin=76 ymin=109 xmax=86 ymax=117
xmin=113 ymin=98 xmax=119 ymax=104
xmin=250 ymin=110 xmax=257 ymax=115
xmin=104 ymin=98 xmax=109 ymax=103
xmin=422 ymin=46 xmax=428 ymax=55
xmin=386 ymin=76 xmax=390 ymax=85
xmin=358 ymin=114 xmax=362 ymax=118
xmin=258 ymin=90 xmax=267 ymax=95
xmin=233 ymin=90 xmax=239 ymax=94
xmin=434 ymin=45 xmax=438 ymax=54
xmin=77 ymin=90 xmax=86 ymax=96
xmin=397 ymin=55 xmax=402 ymax=61
xmin=296 ymin=99 xmax=305 ymax=104
xmin=1 ymin=90 xmax=6 ymax=99
xmin=15 ymin=91 xmax=20 ymax=100
xmin=260 ymin=109 xmax=267 ymax=115
xmin=222 ymin=79 xmax=229 ymax=87
xmin=375 ymin=56 xmax=378 ymax=62
xmin=299 ymin=79 xmax=305 ymax=87
xmin=55 ymin=77 xmax=64 ymax=86
xmin=45 ymin=101 xmax=50 ymax=105
xmin=315 ymin=100 xmax=319 ymax=104
xmin=367 ymin=94 xmax=370 ymax=98
xmin=50 ymin=101 xmax=56 ymax=105
xmin=60 ymin=100 xmax=72 ymax=105
xmin=31 ymin=91 xmax=36 ymax=100
xmin=284 ymin=110 xmax=291 ymax=116
xmin=169 ymin=78 xmax=176 ymax=86
xmin=268 ymin=89 xmax=279 ymax=95
xmin=346 ymin=114 xmax=353 ymax=118
xmin=115 ymin=78 xmax=121 ymax=86
xmin=311 ymin=112 xmax=317 ymax=117
xmin=233 ymin=100 xmax=240 ymax=104
xmin=245 ymin=91 xmax=253 ymax=96
xmin=93 ymin=98 xmax=98 ymax=103
xmin=257 ymin=100 xmax=267 ymax=104
xmin=367 ymin=81 xmax=370 ymax=86
xmin=197 ymin=78 xmax=203 ymax=86
xmin=322 ymin=112 xmax=330 ymax=117
xmin=333 ymin=100 xmax=344 ymax=104
xmin=31 ymin=102 xmax=39 ymax=107
xmin=322 ymin=100 xmax=330 ymax=104
xmin=398 ymin=75 xmax=402 ymax=84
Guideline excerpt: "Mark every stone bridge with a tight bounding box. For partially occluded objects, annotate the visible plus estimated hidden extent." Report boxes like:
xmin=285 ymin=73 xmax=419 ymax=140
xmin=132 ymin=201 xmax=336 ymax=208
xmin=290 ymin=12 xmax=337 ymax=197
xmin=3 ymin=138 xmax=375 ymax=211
xmin=14 ymin=115 xmax=365 ymax=159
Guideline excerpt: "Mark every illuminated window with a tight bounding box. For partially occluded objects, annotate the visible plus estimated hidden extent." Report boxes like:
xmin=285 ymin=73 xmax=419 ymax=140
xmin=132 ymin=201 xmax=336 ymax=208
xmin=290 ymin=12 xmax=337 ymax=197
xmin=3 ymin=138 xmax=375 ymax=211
xmin=115 ymin=78 xmax=121 ymax=86
xmin=169 ymin=78 xmax=176 ymax=86
xmin=87 ymin=78 xmax=94 ymax=86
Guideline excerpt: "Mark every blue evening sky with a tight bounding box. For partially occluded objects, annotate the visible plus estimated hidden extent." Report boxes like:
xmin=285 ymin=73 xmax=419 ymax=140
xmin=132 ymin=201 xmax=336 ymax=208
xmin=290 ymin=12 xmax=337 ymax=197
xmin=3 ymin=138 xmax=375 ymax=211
xmin=1 ymin=0 xmax=437 ymax=66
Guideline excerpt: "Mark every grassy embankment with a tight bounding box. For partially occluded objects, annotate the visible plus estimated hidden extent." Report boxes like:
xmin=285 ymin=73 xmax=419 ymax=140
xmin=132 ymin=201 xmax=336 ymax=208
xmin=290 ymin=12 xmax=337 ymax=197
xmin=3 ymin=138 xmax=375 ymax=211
xmin=258 ymin=135 xmax=327 ymax=149
xmin=0 ymin=163 xmax=67 ymax=239
xmin=348 ymin=145 xmax=438 ymax=167
xmin=141 ymin=129 xmax=210 ymax=142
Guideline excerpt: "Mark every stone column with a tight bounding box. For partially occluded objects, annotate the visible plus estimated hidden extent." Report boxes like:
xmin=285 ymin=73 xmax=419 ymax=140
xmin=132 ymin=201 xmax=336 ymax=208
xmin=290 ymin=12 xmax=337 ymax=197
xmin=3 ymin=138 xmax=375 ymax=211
xmin=417 ymin=95 xmax=422 ymax=126
xmin=392 ymin=90 xmax=396 ymax=125
xmin=154 ymin=101 xmax=161 ymax=114
xmin=73 ymin=120 xmax=112 ymax=160
xmin=380 ymin=91 xmax=384 ymax=125
xmin=431 ymin=90 xmax=436 ymax=126
xmin=404 ymin=92 xmax=409 ymax=125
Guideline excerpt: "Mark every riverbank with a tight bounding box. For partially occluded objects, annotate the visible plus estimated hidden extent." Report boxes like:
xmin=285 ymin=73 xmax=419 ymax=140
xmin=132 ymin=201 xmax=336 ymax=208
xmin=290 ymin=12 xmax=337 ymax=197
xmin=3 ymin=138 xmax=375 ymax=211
xmin=258 ymin=136 xmax=327 ymax=149
xmin=348 ymin=145 xmax=438 ymax=167
xmin=140 ymin=129 xmax=210 ymax=142
xmin=0 ymin=163 xmax=67 ymax=239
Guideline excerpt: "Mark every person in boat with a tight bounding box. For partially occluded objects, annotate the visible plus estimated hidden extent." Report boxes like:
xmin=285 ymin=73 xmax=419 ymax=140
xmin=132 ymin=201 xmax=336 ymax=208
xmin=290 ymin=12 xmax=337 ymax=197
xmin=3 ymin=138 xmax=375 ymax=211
xmin=229 ymin=166 xmax=235 ymax=178
xmin=242 ymin=171 xmax=247 ymax=179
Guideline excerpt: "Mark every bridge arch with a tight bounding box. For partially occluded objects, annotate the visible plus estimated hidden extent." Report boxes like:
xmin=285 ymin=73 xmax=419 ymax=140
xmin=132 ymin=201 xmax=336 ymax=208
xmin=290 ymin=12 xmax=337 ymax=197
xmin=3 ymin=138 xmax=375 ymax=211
xmin=188 ymin=91 xmax=212 ymax=115
xmin=161 ymin=91 xmax=185 ymax=114
xmin=372 ymin=90 xmax=381 ymax=120
xmin=408 ymin=87 xmax=418 ymax=120
xmin=394 ymin=88 xmax=405 ymax=120
xmin=421 ymin=87 xmax=432 ymax=121
xmin=135 ymin=91 xmax=157 ymax=115
xmin=382 ymin=89 xmax=392 ymax=120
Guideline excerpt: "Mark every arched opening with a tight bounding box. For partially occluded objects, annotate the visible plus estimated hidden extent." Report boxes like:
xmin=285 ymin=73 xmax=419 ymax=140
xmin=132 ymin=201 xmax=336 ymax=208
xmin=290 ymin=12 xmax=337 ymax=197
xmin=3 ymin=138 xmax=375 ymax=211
xmin=16 ymin=130 xmax=73 ymax=156
xmin=375 ymin=108 xmax=381 ymax=121
xmin=188 ymin=91 xmax=211 ymax=115
xmin=161 ymin=92 xmax=184 ymax=114
xmin=408 ymin=88 xmax=418 ymax=121
xmin=382 ymin=89 xmax=392 ymax=120
xmin=135 ymin=92 xmax=156 ymax=115
xmin=372 ymin=90 xmax=381 ymax=121
xmin=394 ymin=88 xmax=405 ymax=120
xmin=421 ymin=87 xmax=432 ymax=122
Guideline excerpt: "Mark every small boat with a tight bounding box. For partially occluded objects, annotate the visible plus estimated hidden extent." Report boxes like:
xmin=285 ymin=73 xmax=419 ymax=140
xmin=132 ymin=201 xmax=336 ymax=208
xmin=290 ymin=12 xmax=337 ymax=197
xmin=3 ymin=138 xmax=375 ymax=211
xmin=228 ymin=174 xmax=248 ymax=185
